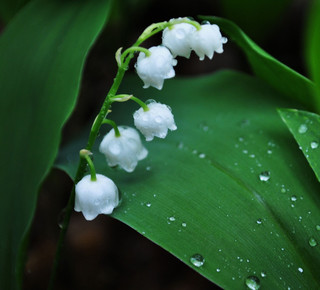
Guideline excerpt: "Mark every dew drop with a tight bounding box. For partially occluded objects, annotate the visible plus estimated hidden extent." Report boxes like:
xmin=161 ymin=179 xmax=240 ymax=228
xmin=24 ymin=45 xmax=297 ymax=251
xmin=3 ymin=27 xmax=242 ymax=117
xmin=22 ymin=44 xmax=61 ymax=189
xmin=199 ymin=153 xmax=206 ymax=159
xmin=155 ymin=116 xmax=162 ymax=123
xmin=280 ymin=187 xmax=287 ymax=193
xmin=190 ymin=254 xmax=205 ymax=267
xmin=316 ymin=225 xmax=320 ymax=231
xmin=309 ymin=237 xmax=317 ymax=247
xmin=146 ymin=166 xmax=151 ymax=171
xmin=169 ymin=216 xmax=176 ymax=222
xmin=256 ymin=219 xmax=262 ymax=225
xmin=260 ymin=271 xmax=266 ymax=278
xmin=259 ymin=171 xmax=270 ymax=182
xmin=298 ymin=267 xmax=303 ymax=273
xmin=245 ymin=275 xmax=261 ymax=289
xmin=177 ymin=142 xmax=184 ymax=149
xmin=216 ymin=268 xmax=221 ymax=272
xmin=311 ymin=141 xmax=319 ymax=149
xmin=57 ymin=208 xmax=67 ymax=229
xmin=181 ymin=222 xmax=187 ymax=227
xmin=298 ymin=124 xmax=308 ymax=134
xmin=290 ymin=195 xmax=297 ymax=202
xmin=146 ymin=202 xmax=151 ymax=208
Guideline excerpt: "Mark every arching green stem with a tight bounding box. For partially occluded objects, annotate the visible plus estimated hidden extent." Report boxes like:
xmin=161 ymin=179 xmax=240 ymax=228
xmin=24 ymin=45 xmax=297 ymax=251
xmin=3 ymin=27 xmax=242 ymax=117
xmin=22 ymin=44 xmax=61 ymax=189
xmin=121 ymin=46 xmax=151 ymax=64
xmin=102 ymin=119 xmax=121 ymax=137
xmin=131 ymin=96 xmax=149 ymax=111
xmin=79 ymin=149 xmax=96 ymax=181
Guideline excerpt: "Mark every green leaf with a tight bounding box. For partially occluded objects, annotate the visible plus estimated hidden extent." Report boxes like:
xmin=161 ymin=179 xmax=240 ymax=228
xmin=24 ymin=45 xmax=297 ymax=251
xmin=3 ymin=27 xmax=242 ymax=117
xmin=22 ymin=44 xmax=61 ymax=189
xmin=279 ymin=109 xmax=320 ymax=182
xmin=0 ymin=0 xmax=112 ymax=288
xmin=56 ymin=71 xmax=320 ymax=289
xmin=199 ymin=16 xmax=316 ymax=111
xmin=219 ymin=0 xmax=292 ymax=41
xmin=0 ymin=0 xmax=29 ymax=23
xmin=305 ymin=0 xmax=320 ymax=108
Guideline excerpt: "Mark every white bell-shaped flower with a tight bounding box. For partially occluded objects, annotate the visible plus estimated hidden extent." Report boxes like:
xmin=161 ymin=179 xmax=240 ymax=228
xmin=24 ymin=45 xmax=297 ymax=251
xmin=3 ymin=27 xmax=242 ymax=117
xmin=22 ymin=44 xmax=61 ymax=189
xmin=99 ymin=126 xmax=148 ymax=173
xmin=189 ymin=23 xmax=227 ymax=60
xmin=162 ymin=22 xmax=196 ymax=58
xmin=135 ymin=45 xmax=177 ymax=90
xmin=75 ymin=174 xmax=119 ymax=221
xmin=133 ymin=101 xmax=177 ymax=141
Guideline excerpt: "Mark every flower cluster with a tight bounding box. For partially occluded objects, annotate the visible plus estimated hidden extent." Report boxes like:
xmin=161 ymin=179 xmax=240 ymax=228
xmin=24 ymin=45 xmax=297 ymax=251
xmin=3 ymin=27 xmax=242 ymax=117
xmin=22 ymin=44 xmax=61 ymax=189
xmin=74 ymin=17 xmax=226 ymax=221
xmin=136 ymin=17 xmax=227 ymax=90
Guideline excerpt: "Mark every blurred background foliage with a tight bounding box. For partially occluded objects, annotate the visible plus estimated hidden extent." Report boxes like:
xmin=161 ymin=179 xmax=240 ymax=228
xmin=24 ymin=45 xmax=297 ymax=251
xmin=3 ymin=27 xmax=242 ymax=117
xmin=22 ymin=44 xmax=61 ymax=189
xmin=0 ymin=0 xmax=316 ymax=289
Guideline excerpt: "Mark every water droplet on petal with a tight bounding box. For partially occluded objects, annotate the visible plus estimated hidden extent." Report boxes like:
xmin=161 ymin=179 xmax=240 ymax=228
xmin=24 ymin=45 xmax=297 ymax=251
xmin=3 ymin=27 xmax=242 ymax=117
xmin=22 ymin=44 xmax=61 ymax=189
xmin=309 ymin=237 xmax=317 ymax=247
xmin=259 ymin=171 xmax=270 ymax=182
xmin=190 ymin=254 xmax=205 ymax=267
xmin=245 ymin=276 xmax=260 ymax=289
xmin=298 ymin=124 xmax=308 ymax=134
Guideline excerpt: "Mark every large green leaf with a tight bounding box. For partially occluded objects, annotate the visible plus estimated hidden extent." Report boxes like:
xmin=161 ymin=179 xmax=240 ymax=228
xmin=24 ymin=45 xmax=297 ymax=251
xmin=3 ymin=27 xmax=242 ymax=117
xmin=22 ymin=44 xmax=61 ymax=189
xmin=219 ymin=0 xmax=291 ymax=41
xmin=306 ymin=0 xmax=320 ymax=105
xmin=0 ymin=0 xmax=29 ymax=23
xmin=199 ymin=16 xmax=317 ymax=111
xmin=56 ymin=71 xmax=320 ymax=289
xmin=0 ymin=0 xmax=112 ymax=288
xmin=279 ymin=109 xmax=320 ymax=182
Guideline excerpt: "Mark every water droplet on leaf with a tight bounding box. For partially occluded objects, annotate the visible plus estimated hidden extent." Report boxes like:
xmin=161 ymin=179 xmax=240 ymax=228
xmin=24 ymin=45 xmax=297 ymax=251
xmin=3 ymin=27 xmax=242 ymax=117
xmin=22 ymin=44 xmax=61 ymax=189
xmin=245 ymin=276 xmax=260 ymax=289
xmin=290 ymin=195 xmax=297 ymax=202
xmin=309 ymin=237 xmax=317 ymax=247
xmin=298 ymin=124 xmax=308 ymax=134
xmin=190 ymin=254 xmax=205 ymax=267
xmin=259 ymin=171 xmax=270 ymax=182
xmin=311 ymin=141 xmax=319 ymax=149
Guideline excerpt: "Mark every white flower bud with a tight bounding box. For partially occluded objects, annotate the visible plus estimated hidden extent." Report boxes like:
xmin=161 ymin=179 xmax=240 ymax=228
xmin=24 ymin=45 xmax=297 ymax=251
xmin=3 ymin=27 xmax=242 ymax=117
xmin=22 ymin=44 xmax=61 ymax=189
xmin=74 ymin=174 xmax=119 ymax=221
xmin=162 ymin=22 xmax=196 ymax=58
xmin=99 ymin=126 xmax=148 ymax=173
xmin=189 ymin=23 xmax=227 ymax=61
xmin=135 ymin=45 xmax=177 ymax=90
xmin=133 ymin=101 xmax=177 ymax=141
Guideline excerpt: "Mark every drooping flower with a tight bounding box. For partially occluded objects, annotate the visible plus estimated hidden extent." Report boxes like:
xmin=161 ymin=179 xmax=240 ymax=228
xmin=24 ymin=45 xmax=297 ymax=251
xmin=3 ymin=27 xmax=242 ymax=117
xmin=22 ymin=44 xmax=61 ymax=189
xmin=162 ymin=21 xmax=196 ymax=58
xmin=189 ymin=23 xmax=227 ymax=60
xmin=133 ymin=101 xmax=177 ymax=141
xmin=74 ymin=174 xmax=119 ymax=221
xmin=135 ymin=45 xmax=177 ymax=90
xmin=99 ymin=126 xmax=148 ymax=172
